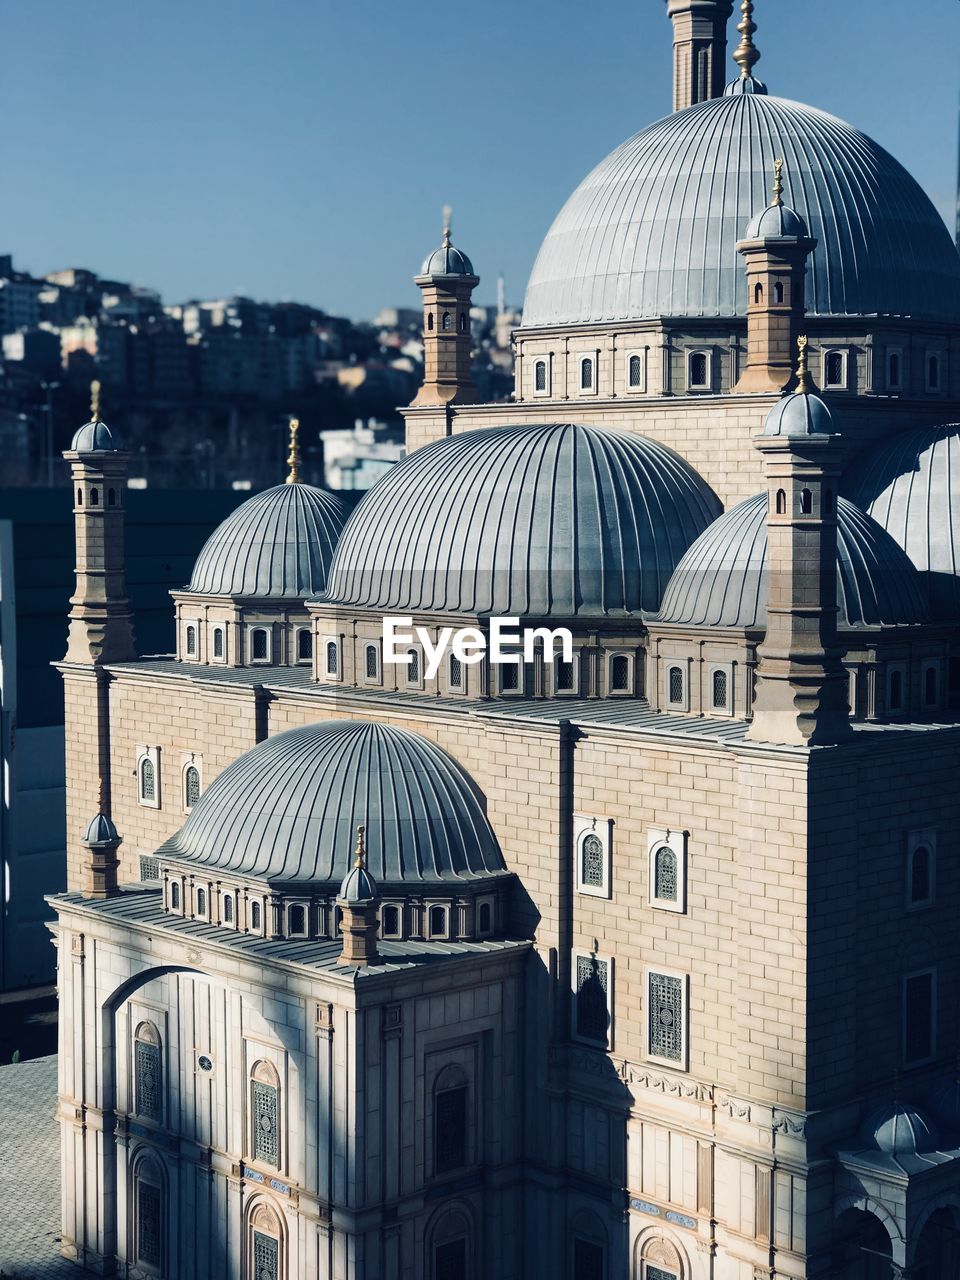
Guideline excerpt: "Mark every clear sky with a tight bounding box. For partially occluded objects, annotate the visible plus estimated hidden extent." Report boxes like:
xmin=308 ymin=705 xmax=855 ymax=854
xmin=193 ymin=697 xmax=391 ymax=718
xmin=2 ymin=0 xmax=958 ymax=320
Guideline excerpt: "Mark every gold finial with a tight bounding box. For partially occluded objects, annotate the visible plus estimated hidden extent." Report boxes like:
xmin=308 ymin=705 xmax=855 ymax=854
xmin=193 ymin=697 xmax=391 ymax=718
xmin=285 ymin=417 xmax=301 ymax=484
xmin=732 ymin=0 xmax=761 ymax=80
xmin=442 ymin=204 xmax=452 ymax=248
xmin=796 ymin=336 xmax=814 ymax=394
xmin=354 ymin=824 xmax=366 ymax=869
xmin=90 ymin=380 xmax=102 ymax=422
xmin=772 ymin=158 xmax=784 ymax=208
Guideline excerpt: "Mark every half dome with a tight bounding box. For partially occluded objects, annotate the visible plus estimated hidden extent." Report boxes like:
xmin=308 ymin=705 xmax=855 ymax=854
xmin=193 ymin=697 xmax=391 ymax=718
xmin=321 ymin=423 xmax=721 ymax=617
xmin=843 ymin=425 xmax=960 ymax=618
xmin=656 ymin=494 xmax=929 ymax=629
xmin=158 ymin=721 xmax=507 ymax=888
xmin=186 ymin=483 xmax=349 ymax=598
xmin=522 ymin=93 xmax=960 ymax=328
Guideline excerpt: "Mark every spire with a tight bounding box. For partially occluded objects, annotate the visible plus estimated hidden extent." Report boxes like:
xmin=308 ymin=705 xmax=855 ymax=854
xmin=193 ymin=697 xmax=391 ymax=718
xmin=772 ymin=157 xmax=784 ymax=208
xmin=90 ymin=379 xmax=102 ymax=423
xmin=732 ymin=0 xmax=760 ymax=79
xmin=795 ymin=335 xmax=814 ymax=394
xmin=285 ymin=417 xmax=301 ymax=484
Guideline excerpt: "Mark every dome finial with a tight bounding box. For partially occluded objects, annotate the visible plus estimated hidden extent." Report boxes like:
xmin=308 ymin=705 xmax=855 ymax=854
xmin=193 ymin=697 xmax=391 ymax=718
xmin=772 ymin=158 xmax=784 ymax=208
xmin=732 ymin=0 xmax=761 ymax=79
xmin=354 ymin=824 xmax=366 ymax=870
xmin=285 ymin=417 xmax=301 ymax=484
xmin=796 ymin=335 xmax=814 ymax=394
xmin=442 ymin=203 xmax=452 ymax=248
xmin=90 ymin=379 xmax=102 ymax=423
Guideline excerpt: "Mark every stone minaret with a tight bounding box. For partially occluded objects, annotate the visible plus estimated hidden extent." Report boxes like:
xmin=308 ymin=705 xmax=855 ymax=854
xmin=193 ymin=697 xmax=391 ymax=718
xmin=411 ymin=208 xmax=479 ymax=408
xmin=63 ymin=382 xmax=136 ymax=665
xmin=79 ymin=798 xmax=122 ymax=899
xmin=747 ymin=339 xmax=853 ymax=746
xmin=666 ymin=0 xmax=734 ymax=111
xmin=337 ymin=826 xmax=382 ymax=966
xmin=735 ymin=161 xmax=817 ymax=395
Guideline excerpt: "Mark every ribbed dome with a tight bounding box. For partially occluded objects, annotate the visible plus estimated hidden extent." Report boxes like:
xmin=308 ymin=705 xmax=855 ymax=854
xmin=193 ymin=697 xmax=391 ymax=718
xmin=322 ymin=423 xmax=721 ymax=617
xmin=522 ymin=93 xmax=960 ymax=328
xmin=158 ymin=721 xmax=507 ymax=888
xmin=745 ymin=200 xmax=808 ymax=240
xmin=83 ymin=813 xmax=121 ymax=846
xmin=420 ymin=241 xmax=476 ymax=278
xmin=763 ymin=389 xmax=835 ymax=437
xmin=844 ymin=425 xmax=960 ymax=618
xmin=656 ymin=494 xmax=929 ymax=629
xmin=861 ymin=1104 xmax=938 ymax=1156
xmin=71 ymin=419 xmax=120 ymax=452
xmin=186 ymin=483 xmax=349 ymax=598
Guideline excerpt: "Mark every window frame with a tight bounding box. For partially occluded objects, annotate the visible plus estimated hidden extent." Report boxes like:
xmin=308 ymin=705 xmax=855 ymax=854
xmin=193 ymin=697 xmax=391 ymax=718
xmin=576 ymin=352 xmax=597 ymax=396
xmin=626 ymin=348 xmax=648 ymax=394
xmin=886 ymin=346 xmax=903 ymax=393
xmin=685 ymin=347 xmax=712 ymax=392
xmin=133 ymin=1021 xmax=164 ymax=1125
xmin=380 ymin=901 xmax=403 ymax=939
xmin=573 ymin=814 xmax=612 ymax=899
xmin=247 ymin=625 xmax=272 ymax=665
xmin=183 ymin=620 xmax=199 ymax=660
xmin=886 ymin=661 xmax=907 ymax=716
xmin=498 ymin=654 xmax=524 ymax=696
xmin=647 ymin=826 xmax=687 ymax=914
xmin=249 ymin=1061 xmax=281 ymax=1170
xmin=475 ymin=897 xmax=495 ymax=938
xmin=447 ymin=649 xmax=465 ymax=694
xmin=905 ymin=828 xmax=936 ymax=912
xmin=552 ymin=652 xmax=579 ymax=696
xmin=294 ymin=626 xmax=313 ymax=665
xmin=405 ymin=646 xmax=423 ymax=689
xmin=137 ymin=746 xmax=161 ymax=809
xmin=644 ymin=966 xmax=689 ymax=1071
xmin=286 ymin=901 xmax=309 ymax=938
xmin=665 ymin=661 xmax=688 ymax=711
xmin=248 ymin=897 xmax=264 ymax=935
xmin=572 ymin=950 xmax=614 ymax=1050
xmin=925 ymin=349 xmax=943 ymax=393
xmin=323 ymin=635 xmax=340 ymax=681
xmin=427 ymin=902 xmax=450 ymax=939
xmin=902 ymin=967 xmax=937 ymax=1067
xmin=821 ymin=347 xmax=849 ymax=390
xmin=363 ymin=641 xmax=381 ymax=685
xmin=921 ymin=658 xmax=941 ymax=710
xmin=211 ymin=624 xmax=226 ymax=663
xmin=182 ymin=759 xmax=202 ymax=813
xmin=606 ymin=651 xmax=634 ymax=696
xmin=532 ymin=356 xmax=551 ymax=397
xmin=708 ymin=662 xmax=733 ymax=716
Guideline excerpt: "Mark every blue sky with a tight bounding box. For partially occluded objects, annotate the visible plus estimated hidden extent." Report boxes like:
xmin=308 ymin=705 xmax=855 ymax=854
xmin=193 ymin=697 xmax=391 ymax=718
xmin=2 ymin=0 xmax=958 ymax=319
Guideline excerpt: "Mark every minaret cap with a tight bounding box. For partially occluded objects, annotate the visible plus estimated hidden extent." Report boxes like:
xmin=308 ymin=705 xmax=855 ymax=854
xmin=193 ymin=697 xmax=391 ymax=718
xmin=69 ymin=379 xmax=121 ymax=452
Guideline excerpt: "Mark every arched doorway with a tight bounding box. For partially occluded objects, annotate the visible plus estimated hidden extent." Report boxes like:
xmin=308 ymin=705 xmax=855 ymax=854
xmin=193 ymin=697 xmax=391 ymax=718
xmin=832 ymin=1208 xmax=893 ymax=1280
xmin=912 ymin=1205 xmax=960 ymax=1280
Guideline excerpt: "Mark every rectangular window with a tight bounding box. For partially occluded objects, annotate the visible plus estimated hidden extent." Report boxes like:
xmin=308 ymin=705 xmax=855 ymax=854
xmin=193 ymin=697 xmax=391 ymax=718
xmin=647 ymin=969 xmax=687 ymax=1067
xmin=667 ymin=664 xmax=685 ymax=708
xmin=574 ymin=815 xmax=611 ymax=898
xmin=903 ymin=970 xmax=936 ymax=1065
xmin=137 ymin=1181 xmax=162 ymax=1268
xmin=627 ymin=349 xmax=647 ymax=392
xmin=687 ymin=349 xmax=710 ymax=390
xmin=555 ymin=658 xmax=576 ymax=692
xmin=253 ymin=1231 xmax=279 ymax=1280
xmin=533 ymin=358 xmax=550 ymax=396
xmin=434 ymin=1085 xmax=468 ymax=1174
xmin=578 ymin=354 xmax=597 ymax=394
xmin=252 ymin=1081 xmax=279 ymax=1166
xmin=325 ymin=638 xmax=339 ymax=677
xmin=887 ymin=348 xmax=903 ymax=391
xmin=886 ymin=662 xmax=906 ymax=715
xmin=250 ymin=628 xmax=269 ymax=662
xmin=926 ymin=351 xmax=942 ymax=392
xmin=448 ymin=652 xmax=464 ymax=691
xmin=823 ymin=349 xmax=847 ymax=389
xmin=574 ymin=953 xmax=611 ymax=1047
xmin=573 ymin=1239 xmax=604 ymax=1280
xmin=435 ymin=1239 xmax=467 ymax=1280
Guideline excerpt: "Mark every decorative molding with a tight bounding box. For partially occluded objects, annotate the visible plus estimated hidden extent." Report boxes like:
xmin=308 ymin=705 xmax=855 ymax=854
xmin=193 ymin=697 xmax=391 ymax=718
xmin=717 ymin=1093 xmax=752 ymax=1121
xmin=553 ymin=1043 xmax=712 ymax=1100
xmin=771 ymin=1111 xmax=806 ymax=1137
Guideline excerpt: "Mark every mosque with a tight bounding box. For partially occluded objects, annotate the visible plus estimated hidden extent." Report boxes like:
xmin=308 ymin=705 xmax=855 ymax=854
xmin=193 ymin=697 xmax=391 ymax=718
xmin=48 ymin=2 xmax=960 ymax=1277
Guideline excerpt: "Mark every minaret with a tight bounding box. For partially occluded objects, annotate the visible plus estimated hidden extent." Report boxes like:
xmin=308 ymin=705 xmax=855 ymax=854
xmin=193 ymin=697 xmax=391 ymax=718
xmin=79 ymin=786 xmax=122 ymax=899
xmin=411 ymin=207 xmax=479 ymax=408
xmin=746 ymin=339 xmax=853 ymax=746
xmin=666 ymin=0 xmax=735 ymax=112
xmin=63 ymin=381 xmax=136 ymax=664
xmin=735 ymin=161 xmax=817 ymax=394
xmin=337 ymin=826 xmax=382 ymax=966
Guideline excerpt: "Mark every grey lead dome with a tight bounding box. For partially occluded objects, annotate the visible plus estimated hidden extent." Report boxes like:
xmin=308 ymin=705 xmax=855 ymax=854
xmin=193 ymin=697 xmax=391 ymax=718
xmin=187 ymin=482 xmax=349 ymax=598
xmin=522 ymin=93 xmax=960 ymax=328
xmin=321 ymin=423 xmax=721 ymax=617
xmin=158 ymin=721 xmax=507 ymax=888
xmin=71 ymin=419 xmax=120 ymax=452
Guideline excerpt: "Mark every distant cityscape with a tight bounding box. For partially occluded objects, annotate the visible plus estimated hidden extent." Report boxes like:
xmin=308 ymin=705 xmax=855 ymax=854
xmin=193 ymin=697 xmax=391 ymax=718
xmin=0 ymin=253 xmax=520 ymax=489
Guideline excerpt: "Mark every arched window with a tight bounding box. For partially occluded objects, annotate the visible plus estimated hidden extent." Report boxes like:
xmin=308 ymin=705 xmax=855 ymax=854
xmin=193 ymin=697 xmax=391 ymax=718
xmin=185 ymin=625 xmax=197 ymax=656
xmin=133 ymin=1156 xmax=164 ymax=1271
xmin=140 ymin=757 xmax=156 ymax=802
xmin=249 ymin=1202 xmax=283 ymax=1280
xmin=888 ymin=666 xmax=905 ymax=713
xmin=427 ymin=313 xmax=434 ymax=331
xmin=774 ymin=281 xmax=784 ymax=304
xmin=888 ymin=350 xmax=902 ymax=389
xmin=108 ymin=488 xmax=116 ymax=506
xmin=555 ymin=658 xmax=575 ymax=692
xmin=429 ymin=905 xmax=447 ymax=937
xmin=250 ymin=900 xmax=262 ymax=932
xmin=910 ymin=845 xmax=931 ymax=906
xmin=654 ymin=846 xmax=678 ymax=902
xmin=442 ymin=311 xmax=451 ymax=331
xmin=223 ymin=894 xmax=234 ymax=924
xmin=325 ymin=640 xmax=338 ymax=676
xmin=610 ymin=654 xmax=630 ymax=692
xmin=580 ymin=833 xmax=605 ymax=890
xmin=458 ymin=312 xmax=467 ymax=333
xmin=628 ymin=353 xmax=644 ymax=389
xmin=381 ymin=904 xmax=400 ymax=936
xmin=430 ymin=1208 xmax=471 ymax=1280
xmin=433 ymin=1065 xmax=469 ymax=1175
xmin=754 ymin=282 xmax=763 ymax=305
xmin=296 ymin=629 xmax=312 ymax=662
xmin=928 ymin=353 xmax=941 ymax=391
xmin=134 ymin=1021 xmax=163 ymax=1122
xmin=800 ymin=488 xmax=812 ymax=514
xmin=571 ymin=1209 xmax=607 ymax=1280
xmin=500 ymin=662 xmax=519 ymax=692
xmin=251 ymin=1062 xmax=280 ymax=1168
xmin=448 ymin=652 xmax=463 ymax=690
xmin=90 ymin=487 xmax=99 ymax=506
xmin=184 ymin=764 xmax=201 ymax=809
xmin=775 ymin=489 xmax=787 ymax=514
xmin=196 ymin=887 xmax=207 ymax=916
xmin=212 ymin=627 xmax=224 ymax=659
xmin=250 ymin=628 xmax=269 ymax=662
xmin=407 ymin=648 xmax=420 ymax=683
xmin=667 ymin=665 xmax=684 ymax=707
xmin=575 ymin=953 xmax=610 ymax=1045
xmin=712 ymin=668 xmax=728 ymax=710
xmin=288 ymin=904 xmax=306 ymax=935
xmin=579 ymin=357 xmax=593 ymax=390
xmin=477 ymin=901 xmax=492 ymax=935
xmin=170 ymin=882 xmax=180 ymax=911
xmin=365 ymin=644 xmax=379 ymax=680
xmin=76 ymin=487 xmax=83 ymax=506
xmin=824 ymin=349 xmax=846 ymax=388
xmin=534 ymin=359 xmax=547 ymax=392
xmin=924 ymin=663 xmax=939 ymax=707
xmin=637 ymin=1234 xmax=684 ymax=1280
xmin=688 ymin=351 xmax=709 ymax=388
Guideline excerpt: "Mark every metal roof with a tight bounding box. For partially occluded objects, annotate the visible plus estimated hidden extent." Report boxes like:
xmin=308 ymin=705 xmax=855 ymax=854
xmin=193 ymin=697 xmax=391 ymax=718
xmin=656 ymin=493 xmax=929 ymax=629
xmin=70 ymin=418 xmax=120 ymax=452
xmin=419 ymin=242 xmax=476 ymax=278
xmin=158 ymin=720 xmax=508 ymax=888
xmin=185 ymin=482 xmax=349 ymax=598
xmin=843 ymin=424 xmax=960 ymax=619
xmin=763 ymin=390 xmax=835 ymax=437
xmin=521 ymin=93 xmax=960 ymax=328
xmin=321 ymin=423 xmax=721 ymax=617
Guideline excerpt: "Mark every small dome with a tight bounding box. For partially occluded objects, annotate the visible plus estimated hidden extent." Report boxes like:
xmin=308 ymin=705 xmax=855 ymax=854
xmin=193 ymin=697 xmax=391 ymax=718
xmin=322 ymin=424 xmax=720 ymax=618
xmin=186 ymin=483 xmax=349 ymax=598
xmin=83 ymin=812 xmax=121 ymax=846
xmin=861 ymin=1103 xmax=939 ymax=1156
xmin=339 ymin=862 xmax=379 ymax=904
xmin=843 ymin=425 xmax=960 ymax=618
xmin=157 ymin=721 xmax=507 ymax=889
xmin=763 ymin=390 xmax=836 ymax=437
xmin=745 ymin=201 xmax=808 ymax=240
xmin=656 ymin=494 xmax=929 ymax=629
xmin=71 ymin=419 xmax=120 ymax=452
xmin=723 ymin=74 xmax=767 ymax=96
xmin=420 ymin=240 xmax=476 ymax=278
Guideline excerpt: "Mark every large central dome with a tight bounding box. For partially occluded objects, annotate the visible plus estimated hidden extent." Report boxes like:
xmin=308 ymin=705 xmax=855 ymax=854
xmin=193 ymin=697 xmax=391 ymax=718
xmin=522 ymin=92 xmax=960 ymax=328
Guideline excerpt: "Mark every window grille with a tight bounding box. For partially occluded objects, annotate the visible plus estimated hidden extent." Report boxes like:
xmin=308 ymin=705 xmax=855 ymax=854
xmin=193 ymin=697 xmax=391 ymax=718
xmin=478 ymin=902 xmax=492 ymax=934
xmin=501 ymin=662 xmax=519 ymax=691
xmin=253 ymin=1230 xmax=279 ymax=1280
xmin=629 ymin=353 xmax=644 ymax=388
xmin=580 ymin=358 xmax=593 ymax=390
xmin=135 ymin=1036 xmax=162 ymax=1122
xmin=407 ymin=649 xmax=420 ymax=682
xmin=449 ymin=654 xmax=463 ymax=688
xmin=573 ymin=1239 xmax=604 ymax=1280
xmin=575 ymin=955 xmax=609 ymax=1044
xmin=185 ymin=765 xmax=200 ymax=808
xmin=668 ymin=666 xmax=684 ymax=705
xmin=646 ymin=1268 xmax=678 ymax=1280
xmin=442 ymin=312 xmax=451 ymax=331
xmin=435 ymin=1238 xmax=467 ymax=1280
xmin=289 ymin=904 xmax=306 ymax=935
xmin=137 ymin=1180 xmax=162 ymax=1268
xmin=252 ymin=1081 xmax=279 ymax=1166
xmin=581 ymin=834 xmax=605 ymax=888
xmin=434 ymin=1084 xmax=468 ymax=1173
xmin=712 ymin=669 xmax=728 ymax=709
xmin=556 ymin=659 xmax=574 ymax=691
xmin=825 ymin=350 xmax=845 ymax=387
xmin=170 ymin=883 xmax=180 ymax=910
xmin=429 ymin=905 xmax=447 ymax=936
xmin=213 ymin=627 xmax=224 ymax=658
xmin=223 ymin=895 xmax=234 ymax=923
xmin=535 ymin=360 xmax=547 ymax=392
xmin=365 ymin=645 xmax=379 ymax=679
xmin=654 ymin=847 xmax=678 ymax=901
xmin=140 ymin=758 xmax=156 ymax=801
xmin=326 ymin=641 xmax=338 ymax=675
xmin=185 ymin=625 xmax=197 ymax=655
xmin=140 ymin=856 xmax=159 ymax=881
xmin=251 ymin=629 xmax=268 ymax=661
xmin=382 ymin=904 xmax=400 ymax=935
xmin=297 ymin=629 xmax=312 ymax=660
xmin=689 ymin=352 xmax=708 ymax=387
xmin=610 ymin=655 xmax=630 ymax=691
xmin=648 ymin=972 xmax=683 ymax=1062
xmin=196 ymin=888 xmax=206 ymax=916
xmin=904 ymin=972 xmax=934 ymax=1063
xmin=250 ymin=901 xmax=262 ymax=931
